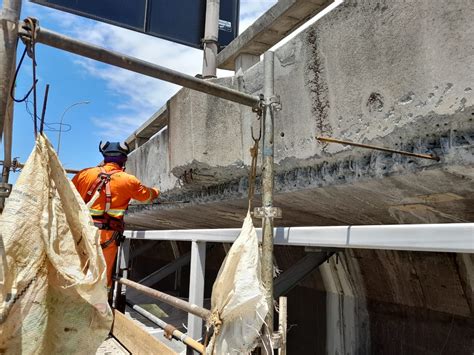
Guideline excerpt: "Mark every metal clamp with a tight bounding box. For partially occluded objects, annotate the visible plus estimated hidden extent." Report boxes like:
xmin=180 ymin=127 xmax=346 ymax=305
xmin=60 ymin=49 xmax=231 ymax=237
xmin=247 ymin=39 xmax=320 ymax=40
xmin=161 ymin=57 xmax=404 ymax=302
xmin=253 ymin=206 xmax=282 ymax=219
xmin=0 ymin=183 xmax=13 ymax=198
xmin=268 ymin=95 xmax=282 ymax=111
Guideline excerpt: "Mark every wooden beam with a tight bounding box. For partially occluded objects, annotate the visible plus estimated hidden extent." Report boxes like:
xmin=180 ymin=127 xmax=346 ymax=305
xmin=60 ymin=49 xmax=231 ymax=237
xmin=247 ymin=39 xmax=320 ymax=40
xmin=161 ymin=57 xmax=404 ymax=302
xmin=112 ymin=310 xmax=177 ymax=355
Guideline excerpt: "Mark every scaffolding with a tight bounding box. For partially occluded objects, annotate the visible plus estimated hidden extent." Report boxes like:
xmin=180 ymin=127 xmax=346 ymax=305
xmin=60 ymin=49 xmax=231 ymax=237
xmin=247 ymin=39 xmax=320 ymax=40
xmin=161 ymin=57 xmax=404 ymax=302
xmin=2 ymin=2 xmax=474 ymax=354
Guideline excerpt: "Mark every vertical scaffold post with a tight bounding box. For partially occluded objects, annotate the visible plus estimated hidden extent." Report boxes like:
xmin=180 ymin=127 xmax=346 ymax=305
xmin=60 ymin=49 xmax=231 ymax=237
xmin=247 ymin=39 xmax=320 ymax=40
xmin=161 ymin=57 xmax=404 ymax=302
xmin=187 ymin=241 xmax=207 ymax=354
xmin=202 ymin=0 xmax=220 ymax=79
xmin=0 ymin=0 xmax=22 ymax=210
xmin=262 ymin=50 xmax=275 ymax=346
xmin=113 ymin=238 xmax=130 ymax=313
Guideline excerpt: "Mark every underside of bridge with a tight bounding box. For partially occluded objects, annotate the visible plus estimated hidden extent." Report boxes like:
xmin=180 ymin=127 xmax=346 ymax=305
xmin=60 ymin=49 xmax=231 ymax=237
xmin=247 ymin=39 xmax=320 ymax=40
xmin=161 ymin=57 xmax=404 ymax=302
xmin=123 ymin=1 xmax=474 ymax=353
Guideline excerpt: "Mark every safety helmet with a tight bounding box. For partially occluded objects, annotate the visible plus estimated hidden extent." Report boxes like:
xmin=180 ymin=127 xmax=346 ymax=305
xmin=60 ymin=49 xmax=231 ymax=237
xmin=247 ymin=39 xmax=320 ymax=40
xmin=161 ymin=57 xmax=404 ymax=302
xmin=99 ymin=141 xmax=130 ymax=157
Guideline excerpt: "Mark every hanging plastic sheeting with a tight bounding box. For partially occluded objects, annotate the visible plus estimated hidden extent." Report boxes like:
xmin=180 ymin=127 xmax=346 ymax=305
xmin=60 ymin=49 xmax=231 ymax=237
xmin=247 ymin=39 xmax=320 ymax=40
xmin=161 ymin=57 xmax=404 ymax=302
xmin=0 ymin=135 xmax=112 ymax=354
xmin=207 ymin=211 xmax=270 ymax=354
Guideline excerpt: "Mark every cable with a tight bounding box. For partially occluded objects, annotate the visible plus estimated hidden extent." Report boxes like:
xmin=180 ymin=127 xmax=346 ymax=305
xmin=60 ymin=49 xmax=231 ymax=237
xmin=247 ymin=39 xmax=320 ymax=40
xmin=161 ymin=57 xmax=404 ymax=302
xmin=10 ymin=46 xmax=38 ymax=103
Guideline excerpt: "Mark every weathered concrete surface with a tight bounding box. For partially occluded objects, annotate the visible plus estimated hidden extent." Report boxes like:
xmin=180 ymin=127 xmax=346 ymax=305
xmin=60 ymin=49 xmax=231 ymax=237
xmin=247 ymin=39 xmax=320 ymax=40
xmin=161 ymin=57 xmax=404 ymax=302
xmin=217 ymin=0 xmax=334 ymax=70
xmin=124 ymin=2 xmax=474 ymax=353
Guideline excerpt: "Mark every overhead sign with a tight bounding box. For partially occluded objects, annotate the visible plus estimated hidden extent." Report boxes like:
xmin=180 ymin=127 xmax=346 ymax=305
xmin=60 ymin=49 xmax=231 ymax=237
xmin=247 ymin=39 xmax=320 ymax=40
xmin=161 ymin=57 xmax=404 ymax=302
xmin=30 ymin=0 xmax=240 ymax=49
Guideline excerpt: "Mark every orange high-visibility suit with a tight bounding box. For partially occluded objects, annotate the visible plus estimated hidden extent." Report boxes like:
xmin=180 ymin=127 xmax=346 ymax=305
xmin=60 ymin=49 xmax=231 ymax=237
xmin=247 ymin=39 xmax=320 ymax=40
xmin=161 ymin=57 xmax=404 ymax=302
xmin=72 ymin=162 xmax=159 ymax=286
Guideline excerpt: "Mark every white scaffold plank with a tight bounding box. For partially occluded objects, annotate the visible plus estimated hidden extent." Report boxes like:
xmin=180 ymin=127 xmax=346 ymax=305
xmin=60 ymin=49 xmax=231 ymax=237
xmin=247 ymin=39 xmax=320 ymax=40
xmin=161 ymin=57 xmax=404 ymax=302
xmin=125 ymin=223 xmax=474 ymax=253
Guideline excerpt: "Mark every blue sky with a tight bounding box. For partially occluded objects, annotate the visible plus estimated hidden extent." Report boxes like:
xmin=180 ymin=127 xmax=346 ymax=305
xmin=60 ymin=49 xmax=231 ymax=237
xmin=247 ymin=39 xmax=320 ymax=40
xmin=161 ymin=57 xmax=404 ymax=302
xmin=1 ymin=0 xmax=277 ymax=181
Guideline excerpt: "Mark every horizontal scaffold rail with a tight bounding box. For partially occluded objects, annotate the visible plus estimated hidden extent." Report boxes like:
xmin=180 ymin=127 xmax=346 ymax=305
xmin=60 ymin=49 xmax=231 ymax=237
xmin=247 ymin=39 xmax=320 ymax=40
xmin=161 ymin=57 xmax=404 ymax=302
xmin=125 ymin=223 xmax=474 ymax=253
xmin=115 ymin=277 xmax=211 ymax=320
xmin=19 ymin=24 xmax=260 ymax=108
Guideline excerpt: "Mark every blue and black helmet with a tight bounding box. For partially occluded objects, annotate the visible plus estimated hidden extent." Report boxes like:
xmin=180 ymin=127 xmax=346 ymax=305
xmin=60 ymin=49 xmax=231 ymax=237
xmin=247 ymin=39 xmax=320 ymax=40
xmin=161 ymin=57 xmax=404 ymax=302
xmin=99 ymin=141 xmax=130 ymax=157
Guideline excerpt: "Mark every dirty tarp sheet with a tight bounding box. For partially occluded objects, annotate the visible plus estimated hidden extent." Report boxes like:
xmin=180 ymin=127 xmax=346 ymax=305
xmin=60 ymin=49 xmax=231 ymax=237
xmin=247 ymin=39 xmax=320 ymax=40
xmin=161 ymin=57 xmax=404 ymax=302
xmin=207 ymin=211 xmax=269 ymax=354
xmin=0 ymin=135 xmax=112 ymax=354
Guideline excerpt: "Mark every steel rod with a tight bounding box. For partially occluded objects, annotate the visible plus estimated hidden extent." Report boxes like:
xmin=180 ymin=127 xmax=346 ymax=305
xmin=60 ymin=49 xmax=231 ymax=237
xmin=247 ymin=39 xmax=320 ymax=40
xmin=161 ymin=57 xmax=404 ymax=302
xmin=19 ymin=25 xmax=260 ymax=108
xmin=115 ymin=277 xmax=212 ymax=320
xmin=39 ymin=84 xmax=50 ymax=134
xmin=127 ymin=302 xmax=206 ymax=354
xmin=316 ymin=136 xmax=440 ymax=161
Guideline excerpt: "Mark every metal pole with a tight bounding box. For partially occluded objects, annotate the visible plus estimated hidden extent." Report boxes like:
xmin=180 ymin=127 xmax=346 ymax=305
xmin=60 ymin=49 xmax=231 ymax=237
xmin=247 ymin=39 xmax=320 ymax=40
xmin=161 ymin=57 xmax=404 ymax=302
xmin=261 ymin=51 xmax=275 ymax=341
xmin=113 ymin=238 xmax=130 ymax=313
xmin=4 ymin=161 xmax=79 ymax=175
xmin=115 ymin=277 xmax=211 ymax=321
xmin=278 ymin=297 xmax=287 ymax=355
xmin=0 ymin=0 xmax=22 ymax=137
xmin=0 ymin=0 xmax=22 ymax=209
xmin=202 ymin=0 xmax=220 ymax=79
xmin=19 ymin=25 xmax=259 ymax=108
xmin=187 ymin=241 xmax=206 ymax=354
xmin=128 ymin=302 xmax=206 ymax=354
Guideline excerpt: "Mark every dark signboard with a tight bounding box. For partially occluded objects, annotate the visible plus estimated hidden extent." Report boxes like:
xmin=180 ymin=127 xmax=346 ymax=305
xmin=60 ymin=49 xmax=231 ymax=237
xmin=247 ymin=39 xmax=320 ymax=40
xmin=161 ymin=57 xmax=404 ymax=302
xmin=30 ymin=0 xmax=239 ymax=49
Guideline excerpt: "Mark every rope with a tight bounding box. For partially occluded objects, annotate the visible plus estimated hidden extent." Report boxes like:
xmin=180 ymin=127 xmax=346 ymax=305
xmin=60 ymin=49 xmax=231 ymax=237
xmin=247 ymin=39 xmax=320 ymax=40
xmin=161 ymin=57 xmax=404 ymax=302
xmin=248 ymin=108 xmax=263 ymax=210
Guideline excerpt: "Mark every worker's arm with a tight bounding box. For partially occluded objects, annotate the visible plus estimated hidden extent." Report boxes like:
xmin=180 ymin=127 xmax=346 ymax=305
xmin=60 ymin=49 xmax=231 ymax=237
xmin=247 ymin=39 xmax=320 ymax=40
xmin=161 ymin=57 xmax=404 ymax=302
xmin=71 ymin=170 xmax=88 ymax=200
xmin=128 ymin=175 xmax=160 ymax=203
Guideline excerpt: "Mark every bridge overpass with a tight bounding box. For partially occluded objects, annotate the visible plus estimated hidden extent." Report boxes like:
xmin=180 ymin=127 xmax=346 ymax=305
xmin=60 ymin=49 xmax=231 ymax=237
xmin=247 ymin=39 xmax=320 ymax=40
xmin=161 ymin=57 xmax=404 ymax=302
xmin=122 ymin=1 xmax=474 ymax=353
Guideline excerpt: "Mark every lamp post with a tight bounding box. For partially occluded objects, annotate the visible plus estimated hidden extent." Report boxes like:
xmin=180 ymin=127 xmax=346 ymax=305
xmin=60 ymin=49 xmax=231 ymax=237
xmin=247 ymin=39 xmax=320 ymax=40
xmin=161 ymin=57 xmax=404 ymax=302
xmin=57 ymin=101 xmax=90 ymax=157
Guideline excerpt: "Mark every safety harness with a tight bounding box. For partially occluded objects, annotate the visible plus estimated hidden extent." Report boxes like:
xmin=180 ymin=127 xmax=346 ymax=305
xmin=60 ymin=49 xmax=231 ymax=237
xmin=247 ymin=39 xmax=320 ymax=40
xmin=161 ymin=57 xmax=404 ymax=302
xmin=84 ymin=167 xmax=125 ymax=249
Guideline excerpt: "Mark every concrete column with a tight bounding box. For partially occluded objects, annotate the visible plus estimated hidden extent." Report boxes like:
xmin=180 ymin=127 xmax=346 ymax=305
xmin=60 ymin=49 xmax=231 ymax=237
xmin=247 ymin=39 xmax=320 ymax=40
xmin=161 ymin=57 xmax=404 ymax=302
xmin=202 ymin=0 xmax=220 ymax=78
xmin=234 ymin=53 xmax=260 ymax=73
xmin=187 ymin=241 xmax=206 ymax=354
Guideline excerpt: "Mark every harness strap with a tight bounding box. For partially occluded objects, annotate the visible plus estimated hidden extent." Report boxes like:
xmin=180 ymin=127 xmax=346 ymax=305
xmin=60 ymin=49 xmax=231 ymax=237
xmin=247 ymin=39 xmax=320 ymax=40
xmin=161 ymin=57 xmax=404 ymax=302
xmin=100 ymin=231 xmax=123 ymax=249
xmin=85 ymin=167 xmax=122 ymax=206
xmin=105 ymin=175 xmax=112 ymax=212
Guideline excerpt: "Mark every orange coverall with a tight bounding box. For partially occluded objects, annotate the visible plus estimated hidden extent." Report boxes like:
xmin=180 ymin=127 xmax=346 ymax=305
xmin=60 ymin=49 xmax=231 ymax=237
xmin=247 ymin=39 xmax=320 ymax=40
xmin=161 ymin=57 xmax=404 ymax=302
xmin=72 ymin=162 xmax=159 ymax=286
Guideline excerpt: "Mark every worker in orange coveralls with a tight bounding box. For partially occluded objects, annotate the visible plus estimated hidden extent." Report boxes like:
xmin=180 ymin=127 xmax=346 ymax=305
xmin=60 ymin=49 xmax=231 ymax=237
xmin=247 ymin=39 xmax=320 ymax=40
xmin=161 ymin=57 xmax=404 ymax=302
xmin=72 ymin=141 xmax=159 ymax=289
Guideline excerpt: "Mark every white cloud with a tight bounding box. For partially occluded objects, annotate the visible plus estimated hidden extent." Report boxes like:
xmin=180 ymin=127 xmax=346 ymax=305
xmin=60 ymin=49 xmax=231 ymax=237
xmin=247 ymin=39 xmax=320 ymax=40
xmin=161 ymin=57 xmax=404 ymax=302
xmin=28 ymin=1 xmax=276 ymax=139
xmin=91 ymin=113 xmax=149 ymax=141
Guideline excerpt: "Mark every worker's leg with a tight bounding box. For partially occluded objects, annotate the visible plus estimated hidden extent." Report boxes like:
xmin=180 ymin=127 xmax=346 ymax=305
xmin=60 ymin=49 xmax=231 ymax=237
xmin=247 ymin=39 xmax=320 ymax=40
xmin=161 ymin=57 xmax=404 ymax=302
xmin=100 ymin=230 xmax=119 ymax=288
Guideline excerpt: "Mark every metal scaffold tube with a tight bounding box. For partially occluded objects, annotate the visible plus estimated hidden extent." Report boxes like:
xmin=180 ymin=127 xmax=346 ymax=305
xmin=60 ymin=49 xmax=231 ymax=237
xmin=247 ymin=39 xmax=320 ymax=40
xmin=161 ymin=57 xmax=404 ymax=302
xmin=115 ymin=277 xmax=212 ymax=321
xmin=127 ymin=302 xmax=206 ymax=354
xmin=202 ymin=0 xmax=220 ymax=78
xmin=0 ymin=0 xmax=22 ymax=137
xmin=18 ymin=24 xmax=260 ymax=108
xmin=261 ymin=51 xmax=276 ymax=349
xmin=0 ymin=0 xmax=22 ymax=209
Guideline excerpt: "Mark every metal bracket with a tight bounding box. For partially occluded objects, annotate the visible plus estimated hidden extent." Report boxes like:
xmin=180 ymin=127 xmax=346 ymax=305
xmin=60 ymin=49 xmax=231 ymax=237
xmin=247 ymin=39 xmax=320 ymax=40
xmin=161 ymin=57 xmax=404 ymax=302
xmin=252 ymin=94 xmax=265 ymax=115
xmin=0 ymin=183 xmax=12 ymax=198
xmin=253 ymin=206 xmax=282 ymax=219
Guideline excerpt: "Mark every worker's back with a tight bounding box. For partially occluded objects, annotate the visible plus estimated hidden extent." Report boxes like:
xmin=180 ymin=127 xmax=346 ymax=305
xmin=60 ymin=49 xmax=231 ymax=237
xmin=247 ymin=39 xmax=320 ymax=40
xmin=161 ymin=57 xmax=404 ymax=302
xmin=72 ymin=162 xmax=158 ymax=218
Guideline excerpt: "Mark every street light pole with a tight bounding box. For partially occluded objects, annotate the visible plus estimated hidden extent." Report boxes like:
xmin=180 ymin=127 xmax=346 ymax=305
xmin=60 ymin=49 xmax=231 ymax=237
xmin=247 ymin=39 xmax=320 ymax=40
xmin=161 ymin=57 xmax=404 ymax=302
xmin=56 ymin=101 xmax=90 ymax=157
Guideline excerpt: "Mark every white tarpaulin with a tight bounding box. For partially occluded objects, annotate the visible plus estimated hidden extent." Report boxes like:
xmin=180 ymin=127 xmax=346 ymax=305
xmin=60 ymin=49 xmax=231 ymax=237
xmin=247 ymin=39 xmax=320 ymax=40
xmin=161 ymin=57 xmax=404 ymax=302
xmin=0 ymin=135 xmax=112 ymax=354
xmin=207 ymin=211 xmax=269 ymax=354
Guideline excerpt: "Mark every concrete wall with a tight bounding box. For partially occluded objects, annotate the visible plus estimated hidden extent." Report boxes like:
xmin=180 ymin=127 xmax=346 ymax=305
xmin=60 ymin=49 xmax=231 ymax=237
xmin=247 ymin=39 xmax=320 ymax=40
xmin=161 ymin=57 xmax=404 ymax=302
xmin=127 ymin=0 xmax=473 ymax=193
